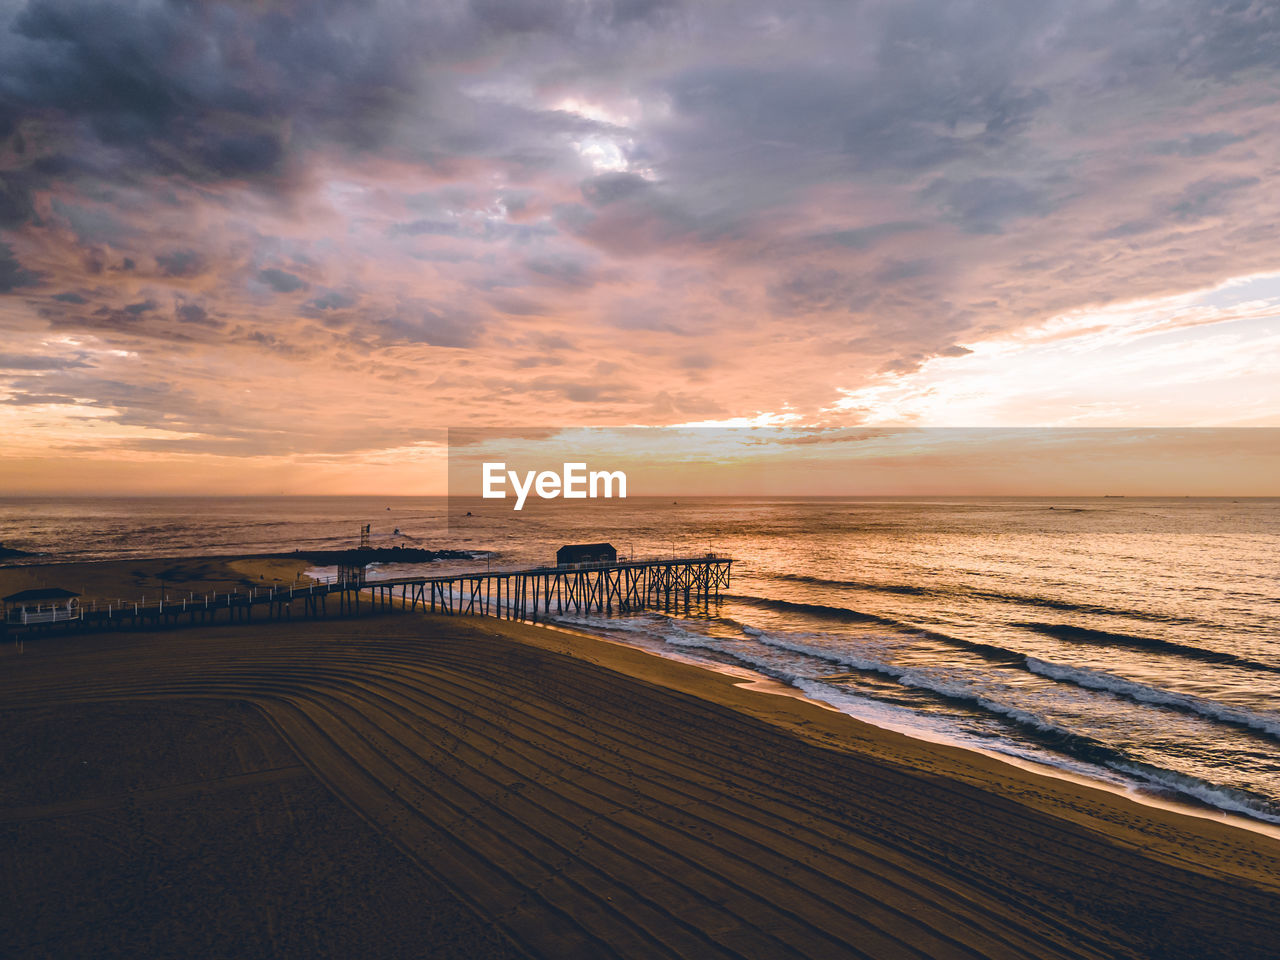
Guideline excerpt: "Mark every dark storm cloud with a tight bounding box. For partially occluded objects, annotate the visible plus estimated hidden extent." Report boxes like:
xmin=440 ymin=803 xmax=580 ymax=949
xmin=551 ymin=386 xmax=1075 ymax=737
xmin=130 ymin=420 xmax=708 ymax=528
xmin=0 ymin=172 xmax=36 ymax=226
xmin=49 ymin=197 xmax=137 ymax=244
xmin=582 ymin=172 xmax=652 ymax=206
xmin=0 ymin=241 xmax=41 ymax=291
xmin=657 ymin=0 xmax=1053 ymax=195
xmin=1 ymin=0 xmax=1275 ymax=226
xmin=174 ymin=300 xmax=221 ymax=328
xmin=305 ymin=290 xmax=357 ymax=311
xmin=258 ymin=268 xmax=308 ymax=293
xmin=155 ymin=248 xmax=205 ymax=278
xmin=0 ymin=0 xmax=689 ymax=219
xmin=0 ymin=0 xmax=430 ymax=194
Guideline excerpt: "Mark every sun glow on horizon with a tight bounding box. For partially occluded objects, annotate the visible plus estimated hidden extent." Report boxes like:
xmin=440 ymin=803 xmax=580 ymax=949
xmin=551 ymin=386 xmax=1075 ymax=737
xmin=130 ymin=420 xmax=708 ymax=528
xmin=833 ymin=271 xmax=1280 ymax=427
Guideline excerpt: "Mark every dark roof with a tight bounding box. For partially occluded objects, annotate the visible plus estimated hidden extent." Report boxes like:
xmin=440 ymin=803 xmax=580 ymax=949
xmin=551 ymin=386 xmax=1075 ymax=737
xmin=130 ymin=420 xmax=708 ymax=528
xmin=3 ymin=587 xmax=80 ymax=603
xmin=556 ymin=543 xmax=617 ymax=562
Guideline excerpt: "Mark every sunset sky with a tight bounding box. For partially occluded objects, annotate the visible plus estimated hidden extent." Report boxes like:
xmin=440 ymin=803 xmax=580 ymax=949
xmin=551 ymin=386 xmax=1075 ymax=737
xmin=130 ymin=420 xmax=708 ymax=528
xmin=1 ymin=0 xmax=1278 ymax=494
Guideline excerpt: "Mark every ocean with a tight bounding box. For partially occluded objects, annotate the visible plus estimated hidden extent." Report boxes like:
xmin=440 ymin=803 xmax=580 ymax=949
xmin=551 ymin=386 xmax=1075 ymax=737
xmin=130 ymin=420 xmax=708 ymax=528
xmin=3 ymin=495 xmax=1279 ymax=825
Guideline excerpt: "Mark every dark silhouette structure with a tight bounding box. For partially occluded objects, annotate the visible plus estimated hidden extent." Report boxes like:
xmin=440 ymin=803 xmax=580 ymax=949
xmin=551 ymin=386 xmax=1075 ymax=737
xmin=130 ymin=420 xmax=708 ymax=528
xmin=556 ymin=543 xmax=617 ymax=566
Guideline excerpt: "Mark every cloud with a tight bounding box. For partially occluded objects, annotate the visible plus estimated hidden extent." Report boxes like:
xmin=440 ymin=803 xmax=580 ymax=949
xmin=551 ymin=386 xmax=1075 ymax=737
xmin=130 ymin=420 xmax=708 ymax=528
xmin=1149 ymin=131 xmax=1248 ymax=158
xmin=258 ymin=268 xmax=309 ymax=293
xmin=364 ymin=301 xmax=480 ymax=349
xmin=0 ymin=351 xmax=91 ymax=370
xmin=523 ymin=255 xmax=598 ymax=288
xmin=1169 ymin=177 xmax=1260 ymax=223
xmin=174 ymin=301 xmax=221 ymax=327
xmin=3 ymin=0 xmax=1280 ymax=483
xmin=0 ymin=242 xmax=42 ymax=291
xmin=155 ymin=249 xmax=206 ymax=278
xmin=810 ymin=222 xmax=927 ymax=251
xmin=0 ymin=0 xmax=430 ymax=197
xmin=0 ymin=172 xmax=36 ymax=226
xmin=769 ymin=267 xmax=854 ymax=316
xmin=305 ymin=290 xmax=358 ymax=311
xmin=923 ymin=177 xmax=1054 ymax=235
xmin=582 ymin=172 xmax=652 ymax=206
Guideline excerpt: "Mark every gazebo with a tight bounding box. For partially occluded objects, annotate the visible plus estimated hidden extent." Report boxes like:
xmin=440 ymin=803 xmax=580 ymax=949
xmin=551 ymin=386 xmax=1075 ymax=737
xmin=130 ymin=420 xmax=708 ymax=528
xmin=3 ymin=587 xmax=81 ymax=624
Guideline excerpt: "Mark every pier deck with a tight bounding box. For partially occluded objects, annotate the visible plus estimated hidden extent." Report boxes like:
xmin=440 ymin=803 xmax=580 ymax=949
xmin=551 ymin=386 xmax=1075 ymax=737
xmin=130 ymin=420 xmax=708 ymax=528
xmin=3 ymin=555 xmax=733 ymax=636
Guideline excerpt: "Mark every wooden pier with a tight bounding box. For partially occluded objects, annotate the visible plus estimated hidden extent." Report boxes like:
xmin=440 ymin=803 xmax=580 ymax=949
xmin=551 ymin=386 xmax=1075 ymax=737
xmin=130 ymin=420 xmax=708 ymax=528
xmin=397 ymin=555 xmax=733 ymax=620
xmin=2 ymin=555 xmax=733 ymax=637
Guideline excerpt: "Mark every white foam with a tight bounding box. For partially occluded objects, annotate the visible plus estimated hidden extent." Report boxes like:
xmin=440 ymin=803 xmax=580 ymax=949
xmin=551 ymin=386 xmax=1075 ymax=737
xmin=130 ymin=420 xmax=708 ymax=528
xmin=1027 ymin=658 xmax=1280 ymax=739
xmin=1110 ymin=762 xmax=1280 ymax=824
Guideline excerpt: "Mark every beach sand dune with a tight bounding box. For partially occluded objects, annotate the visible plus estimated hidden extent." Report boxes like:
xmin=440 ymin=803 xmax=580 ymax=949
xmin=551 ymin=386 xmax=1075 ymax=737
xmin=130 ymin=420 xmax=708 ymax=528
xmin=3 ymin=615 xmax=1279 ymax=959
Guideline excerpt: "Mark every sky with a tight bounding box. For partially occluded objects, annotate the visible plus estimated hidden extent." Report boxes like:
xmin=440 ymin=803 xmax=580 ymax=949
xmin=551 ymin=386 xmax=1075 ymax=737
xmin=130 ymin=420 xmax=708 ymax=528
xmin=0 ymin=0 xmax=1278 ymax=494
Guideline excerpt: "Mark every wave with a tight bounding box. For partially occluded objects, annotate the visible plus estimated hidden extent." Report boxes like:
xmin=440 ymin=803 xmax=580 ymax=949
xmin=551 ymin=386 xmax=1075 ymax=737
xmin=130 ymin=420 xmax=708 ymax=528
xmin=729 ymin=592 xmax=1279 ymax=679
xmin=663 ymin=621 xmax=1129 ymax=763
xmin=1108 ymin=762 xmax=1280 ymax=824
xmin=1026 ymin=658 xmax=1280 ymax=741
xmin=727 ymin=594 xmax=1028 ymax=664
xmin=1017 ymin=622 xmax=1280 ymax=675
xmin=734 ymin=595 xmax=1280 ymax=740
xmin=774 ymin=573 xmax=931 ymax=596
xmin=769 ymin=571 xmax=1200 ymax=625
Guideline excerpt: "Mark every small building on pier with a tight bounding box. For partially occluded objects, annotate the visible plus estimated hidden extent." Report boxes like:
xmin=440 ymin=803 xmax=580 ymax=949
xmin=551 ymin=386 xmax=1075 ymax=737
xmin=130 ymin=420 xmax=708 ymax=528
xmin=556 ymin=543 xmax=617 ymax=566
xmin=4 ymin=587 xmax=80 ymax=624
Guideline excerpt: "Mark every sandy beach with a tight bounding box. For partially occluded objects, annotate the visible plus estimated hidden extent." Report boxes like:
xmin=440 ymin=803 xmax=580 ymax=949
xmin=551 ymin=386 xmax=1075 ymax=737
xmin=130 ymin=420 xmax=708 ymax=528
xmin=3 ymin=583 xmax=1279 ymax=960
xmin=0 ymin=555 xmax=312 ymax=607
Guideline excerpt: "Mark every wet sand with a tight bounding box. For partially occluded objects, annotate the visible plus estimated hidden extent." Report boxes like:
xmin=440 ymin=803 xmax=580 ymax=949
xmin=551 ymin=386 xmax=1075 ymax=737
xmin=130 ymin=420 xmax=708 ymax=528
xmin=3 ymin=612 xmax=1280 ymax=959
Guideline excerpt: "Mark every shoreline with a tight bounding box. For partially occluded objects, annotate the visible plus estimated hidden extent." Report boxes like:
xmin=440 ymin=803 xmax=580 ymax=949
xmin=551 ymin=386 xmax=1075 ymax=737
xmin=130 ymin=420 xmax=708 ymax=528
xmin=488 ymin=616 xmax=1280 ymax=875
xmin=531 ymin=618 xmax=1280 ymax=842
xmin=3 ymin=611 xmax=1279 ymax=956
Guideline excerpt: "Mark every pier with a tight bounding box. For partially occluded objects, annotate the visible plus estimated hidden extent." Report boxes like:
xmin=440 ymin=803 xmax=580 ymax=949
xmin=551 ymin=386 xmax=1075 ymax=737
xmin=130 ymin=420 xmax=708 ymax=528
xmin=2 ymin=555 xmax=733 ymax=637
